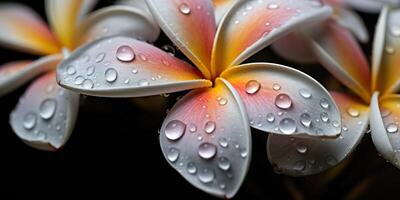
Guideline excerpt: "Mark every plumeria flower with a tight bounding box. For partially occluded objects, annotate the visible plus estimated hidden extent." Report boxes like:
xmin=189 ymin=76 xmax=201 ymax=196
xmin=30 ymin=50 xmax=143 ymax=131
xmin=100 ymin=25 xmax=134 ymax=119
xmin=56 ymin=0 xmax=342 ymax=198
xmin=268 ymin=6 xmax=400 ymax=176
xmin=0 ymin=0 xmax=159 ymax=151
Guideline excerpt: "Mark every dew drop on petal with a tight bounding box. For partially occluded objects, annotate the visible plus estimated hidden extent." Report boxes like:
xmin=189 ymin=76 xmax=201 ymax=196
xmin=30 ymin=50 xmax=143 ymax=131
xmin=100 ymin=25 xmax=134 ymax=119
xmin=386 ymin=123 xmax=398 ymax=134
xmin=279 ymin=118 xmax=297 ymax=135
xmin=320 ymin=112 xmax=329 ymax=123
xmin=320 ymin=98 xmax=330 ymax=109
xmin=179 ymin=3 xmax=191 ymax=15
xmin=95 ymin=53 xmax=106 ymax=63
xmin=275 ymin=93 xmax=292 ymax=109
xmin=300 ymin=113 xmax=312 ymax=127
xmin=39 ymin=98 xmax=57 ymax=120
xmin=198 ymin=143 xmax=217 ymax=159
xmin=299 ymin=88 xmax=312 ymax=99
xmin=198 ymin=168 xmax=215 ymax=183
xmin=105 ymin=68 xmax=118 ymax=83
xmin=326 ymin=155 xmax=337 ymax=166
xmin=218 ymin=157 xmax=231 ymax=171
xmin=188 ymin=123 xmax=197 ymax=133
xmin=391 ymin=25 xmax=400 ymax=37
xmin=245 ymin=80 xmax=261 ymax=94
xmin=293 ymin=160 xmax=306 ymax=171
xmin=266 ymin=113 xmax=275 ymax=123
xmin=116 ymin=45 xmax=135 ymax=62
xmin=66 ymin=65 xmax=76 ymax=75
xmin=218 ymin=137 xmax=229 ymax=148
xmin=272 ymin=83 xmax=281 ymax=91
xmin=82 ymin=79 xmax=94 ymax=89
xmin=186 ymin=162 xmax=197 ymax=174
xmin=204 ymin=121 xmax=216 ymax=134
xmin=267 ymin=3 xmax=279 ymax=9
xmin=23 ymin=113 xmax=37 ymax=130
xmin=347 ymin=107 xmax=360 ymax=118
xmin=74 ymin=76 xmax=85 ymax=85
xmin=296 ymin=143 xmax=308 ymax=154
xmin=165 ymin=120 xmax=186 ymax=141
xmin=167 ymin=147 xmax=180 ymax=162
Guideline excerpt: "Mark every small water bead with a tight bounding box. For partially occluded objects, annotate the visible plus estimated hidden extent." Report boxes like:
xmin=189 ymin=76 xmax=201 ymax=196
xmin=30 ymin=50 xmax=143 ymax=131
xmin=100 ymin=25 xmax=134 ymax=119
xmin=296 ymin=143 xmax=308 ymax=154
xmin=266 ymin=113 xmax=275 ymax=123
xmin=23 ymin=113 xmax=37 ymax=130
xmin=320 ymin=98 xmax=330 ymax=109
xmin=116 ymin=45 xmax=135 ymax=62
xmin=386 ymin=123 xmax=398 ymax=134
xmin=198 ymin=168 xmax=215 ymax=183
xmin=299 ymin=89 xmax=312 ymax=99
xmin=95 ymin=53 xmax=106 ymax=63
xmin=161 ymin=44 xmax=176 ymax=56
xmin=217 ymin=97 xmax=228 ymax=106
xmin=74 ymin=76 xmax=85 ymax=85
xmin=179 ymin=3 xmax=191 ymax=15
xmin=86 ymin=66 xmax=95 ymax=76
xmin=300 ymin=113 xmax=312 ymax=127
xmin=332 ymin=121 xmax=340 ymax=128
xmin=219 ymin=183 xmax=226 ymax=190
xmin=343 ymin=125 xmax=349 ymax=131
xmin=186 ymin=162 xmax=197 ymax=174
xmin=275 ymin=93 xmax=292 ymax=109
xmin=198 ymin=143 xmax=217 ymax=159
xmin=245 ymin=80 xmax=261 ymax=94
xmin=138 ymin=54 xmax=148 ymax=61
xmin=105 ymin=68 xmax=118 ymax=83
xmin=272 ymin=83 xmax=281 ymax=91
xmin=138 ymin=79 xmax=150 ymax=86
xmin=218 ymin=137 xmax=229 ymax=148
xmin=320 ymin=112 xmax=329 ymax=123
xmin=267 ymin=3 xmax=279 ymax=9
xmin=82 ymin=79 xmax=94 ymax=89
xmin=293 ymin=160 xmax=306 ymax=171
xmin=124 ymin=79 xmax=130 ymax=84
xmin=391 ymin=25 xmax=400 ymax=37
xmin=189 ymin=123 xmax=197 ymax=133
xmin=131 ymin=69 xmax=138 ymax=74
xmin=347 ymin=107 xmax=360 ymax=118
xmin=39 ymin=98 xmax=57 ymax=120
xmin=204 ymin=121 xmax=216 ymax=134
xmin=165 ymin=120 xmax=186 ymax=141
xmin=240 ymin=149 xmax=248 ymax=158
xmin=386 ymin=46 xmax=395 ymax=54
xmin=326 ymin=155 xmax=337 ymax=166
xmin=167 ymin=147 xmax=180 ymax=162
xmin=66 ymin=65 xmax=76 ymax=75
xmin=279 ymin=118 xmax=297 ymax=135
xmin=218 ymin=157 xmax=231 ymax=171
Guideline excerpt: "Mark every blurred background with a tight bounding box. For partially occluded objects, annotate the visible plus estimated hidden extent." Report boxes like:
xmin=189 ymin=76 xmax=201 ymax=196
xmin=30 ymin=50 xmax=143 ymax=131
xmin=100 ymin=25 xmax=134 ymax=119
xmin=0 ymin=0 xmax=399 ymax=199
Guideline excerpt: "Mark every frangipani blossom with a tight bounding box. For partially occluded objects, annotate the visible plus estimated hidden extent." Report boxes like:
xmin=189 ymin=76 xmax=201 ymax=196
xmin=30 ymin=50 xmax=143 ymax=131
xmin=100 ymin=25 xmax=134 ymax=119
xmin=268 ymin=6 xmax=400 ymax=176
xmin=0 ymin=0 xmax=159 ymax=151
xmin=56 ymin=0 xmax=341 ymax=198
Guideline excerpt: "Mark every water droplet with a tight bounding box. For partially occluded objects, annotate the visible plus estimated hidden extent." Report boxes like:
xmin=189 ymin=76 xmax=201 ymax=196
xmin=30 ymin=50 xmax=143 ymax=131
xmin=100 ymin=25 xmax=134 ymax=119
xmin=138 ymin=79 xmax=149 ymax=86
xmin=23 ymin=113 xmax=37 ymax=130
xmin=167 ymin=147 xmax=180 ymax=162
xmin=198 ymin=143 xmax=217 ymax=159
xmin=105 ymin=68 xmax=118 ymax=83
xmin=332 ymin=120 xmax=340 ymax=128
xmin=179 ymin=3 xmax=191 ymax=15
xmin=391 ymin=25 xmax=400 ymax=37
xmin=66 ymin=65 xmax=76 ymax=75
xmin=386 ymin=123 xmax=398 ymax=134
xmin=116 ymin=45 xmax=135 ymax=62
xmin=74 ymin=76 xmax=85 ymax=85
xmin=165 ymin=120 xmax=186 ymax=141
xmin=326 ymin=155 xmax=337 ymax=166
xmin=320 ymin=98 xmax=330 ymax=109
xmin=347 ymin=107 xmax=360 ymax=118
xmin=386 ymin=46 xmax=395 ymax=54
xmin=131 ymin=69 xmax=138 ymax=74
xmin=189 ymin=123 xmax=197 ymax=133
xmin=218 ymin=157 xmax=231 ymax=171
xmin=204 ymin=121 xmax=216 ymax=134
xmin=217 ymin=97 xmax=228 ymax=106
xmin=138 ymin=54 xmax=147 ymax=61
xmin=219 ymin=183 xmax=226 ymax=190
xmin=299 ymin=89 xmax=312 ymax=99
xmin=300 ymin=113 xmax=312 ymax=127
xmin=266 ymin=113 xmax=275 ymax=123
xmin=39 ymin=98 xmax=57 ymax=120
xmin=275 ymin=93 xmax=292 ymax=109
xmin=279 ymin=118 xmax=296 ymax=135
xmin=272 ymin=83 xmax=281 ymax=91
xmin=293 ymin=160 xmax=306 ymax=171
xmin=245 ymin=80 xmax=261 ymax=94
xmin=343 ymin=125 xmax=349 ymax=131
xmin=218 ymin=137 xmax=229 ymax=148
xmin=124 ymin=79 xmax=130 ymax=84
xmin=86 ymin=66 xmax=95 ymax=76
xmin=95 ymin=53 xmax=106 ymax=63
xmin=267 ymin=3 xmax=279 ymax=9
xmin=320 ymin=112 xmax=329 ymax=123
xmin=82 ymin=79 xmax=94 ymax=89
xmin=161 ymin=45 xmax=176 ymax=56
xmin=198 ymin=168 xmax=215 ymax=183
xmin=296 ymin=144 xmax=308 ymax=154
xmin=186 ymin=162 xmax=197 ymax=174
xmin=240 ymin=148 xmax=248 ymax=158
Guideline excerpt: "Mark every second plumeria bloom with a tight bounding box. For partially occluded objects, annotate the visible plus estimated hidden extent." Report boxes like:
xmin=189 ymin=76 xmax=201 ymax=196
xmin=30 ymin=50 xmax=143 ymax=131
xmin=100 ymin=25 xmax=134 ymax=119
xmin=57 ymin=0 xmax=341 ymax=198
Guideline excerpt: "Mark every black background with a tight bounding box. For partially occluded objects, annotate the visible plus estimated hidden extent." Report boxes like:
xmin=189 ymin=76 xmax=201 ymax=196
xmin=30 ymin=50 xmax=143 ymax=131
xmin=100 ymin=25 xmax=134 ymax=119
xmin=0 ymin=1 xmax=399 ymax=199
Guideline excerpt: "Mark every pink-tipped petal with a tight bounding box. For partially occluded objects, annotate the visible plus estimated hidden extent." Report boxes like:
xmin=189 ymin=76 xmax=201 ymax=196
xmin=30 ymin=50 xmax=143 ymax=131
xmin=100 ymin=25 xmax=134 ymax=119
xmin=267 ymin=92 xmax=369 ymax=176
xmin=146 ymin=0 xmax=217 ymax=79
xmin=221 ymin=63 xmax=341 ymax=137
xmin=211 ymin=0 xmax=332 ymax=76
xmin=10 ymin=72 xmax=80 ymax=151
xmin=0 ymin=54 xmax=62 ymax=97
xmin=57 ymin=36 xmax=211 ymax=97
xmin=160 ymin=78 xmax=251 ymax=198
xmin=0 ymin=3 xmax=60 ymax=55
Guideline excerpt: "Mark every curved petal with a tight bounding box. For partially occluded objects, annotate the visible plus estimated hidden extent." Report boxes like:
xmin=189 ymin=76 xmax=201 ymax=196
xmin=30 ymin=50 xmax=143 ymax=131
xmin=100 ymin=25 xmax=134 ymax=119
xmin=267 ymin=92 xmax=369 ymax=176
xmin=344 ymin=0 xmax=384 ymax=13
xmin=221 ymin=63 xmax=341 ymax=137
xmin=0 ymin=54 xmax=62 ymax=97
xmin=77 ymin=5 xmax=160 ymax=45
xmin=373 ymin=7 xmax=400 ymax=95
xmin=211 ymin=0 xmax=332 ymax=76
xmin=146 ymin=0 xmax=217 ymax=79
xmin=10 ymin=72 xmax=80 ymax=151
xmin=117 ymin=0 xmax=159 ymax=27
xmin=336 ymin=8 xmax=369 ymax=43
xmin=271 ymin=32 xmax=317 ymax=64
xmin=159 ymin=78 xmax=251 ymax=198
xmin=57 ymin=36 xmax=211 ymax=97
xmin=0 ymin=3 xmax=60 ymax=55
xmin=46 ymin=0 xmax=97 ymax=49
xmin=213 ymin=0 xmax=237 ymax=25
xmin=308 ymin=20 xmax=371 ymax=102
xmin=370 ymin=93 xmax=400 ymax=168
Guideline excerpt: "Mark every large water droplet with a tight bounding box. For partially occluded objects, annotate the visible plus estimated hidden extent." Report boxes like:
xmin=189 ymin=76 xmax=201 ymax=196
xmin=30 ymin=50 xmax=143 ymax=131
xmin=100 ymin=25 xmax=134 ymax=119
xmin=198 ymin=143 xmax=217 ymax=159
xmin=272 ymin=83 xmax=281 ymax=91
xmin=275 ymin=93 xmax=292 ymax=109
xmin=320 ymin=112 xmax=329 ymax=123
xmin=116 ymin=45 xmax=135 ymax=62
xmin=300 ymin=113 xmax=312 ymax=127
xmin=279 ymin=118 xmax=297 ymax=135
xmin=218 ymin=157 xmax=231 ymax=171
xmin=296 ymin=143 xmax=308 ymax=154
xmin=218 ymin=137 xmax=229 ymax=148
xmin=245 ymin=80 xmax=261 ymax=94
xmin=74 ymin=76 xmax=85 ymax=85
xmin=267 ymin=113 xmax=275 ymax=123
xmin=299 ymin=89 xmax=312 ymax=99
xmin=204 ymin=121 xmax=216 ymax=134
xmin=23 ymin=113 xmax=37 ymax=130
xmin=186 ymin=162 xmax=197 ymax=174
xmin=66 ymin=65 xmax=76 ymax=75
xmin=165 ymin=120 xmax=186 ymax=141
xmin=217 ymin=97 xmax=228 ymax=106
xmin=179 ymin=3 xmax=191 ymax=15
xmin=95 ymin=53 xmax=106 ymax=63
xmin=198 ymin=168 xmax=215 ymax=183
xmin=39 ymin=98 xmax=57 ymax=120
xmin=320 ymin=98 xmax=330 ymax=109
xmin=82 ymin=79 xmax=94 ymax=89
xmin=386 ymin=123 xmax=398 ymax=134
xmin=105 ymin=68 xmax=118 ymax=83
xmin=347 ymin=107 xmax=360 ymax=118
xmin=167 ymin=147 xmax=180 ymax=162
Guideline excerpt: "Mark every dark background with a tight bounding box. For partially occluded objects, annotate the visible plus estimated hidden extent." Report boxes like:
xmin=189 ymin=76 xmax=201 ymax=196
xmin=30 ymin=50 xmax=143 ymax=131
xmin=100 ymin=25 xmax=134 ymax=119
xmin=0 ymin=1 xmax=399 ymax=199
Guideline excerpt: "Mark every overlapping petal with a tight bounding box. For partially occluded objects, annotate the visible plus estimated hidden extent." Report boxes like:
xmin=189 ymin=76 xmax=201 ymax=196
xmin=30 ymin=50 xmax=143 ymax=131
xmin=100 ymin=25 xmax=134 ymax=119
xmin=57 ymin=36 xmax=211 ymax=97
xmin=211 ymin=0 xmax=332 ymax=76
xmin=0 ymin=3 xmax=60 ymax=55
xmin=336 ymin=8 xmax=369 ymax=43
xmin=10 ymin=72 xmax=80 ymax=151
xmin=343 ymin=0 xmax=384 ymax=13
xmin=159 ymin=78 xmax=251 ymax=198
xmin=221 ymin=63 xmax=341 ymax=137
xmin=146 ymin=0 xmax=216 ymax=79
xmin=0 ymin=54 xmax=62 ymax=97
xmin=213 ymin=0 xmax=237 ymax=24
xmin=267 ymin=92 xmax=369 ymax=176
xmin=271 ymin=32 xmax=317 ymax=64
